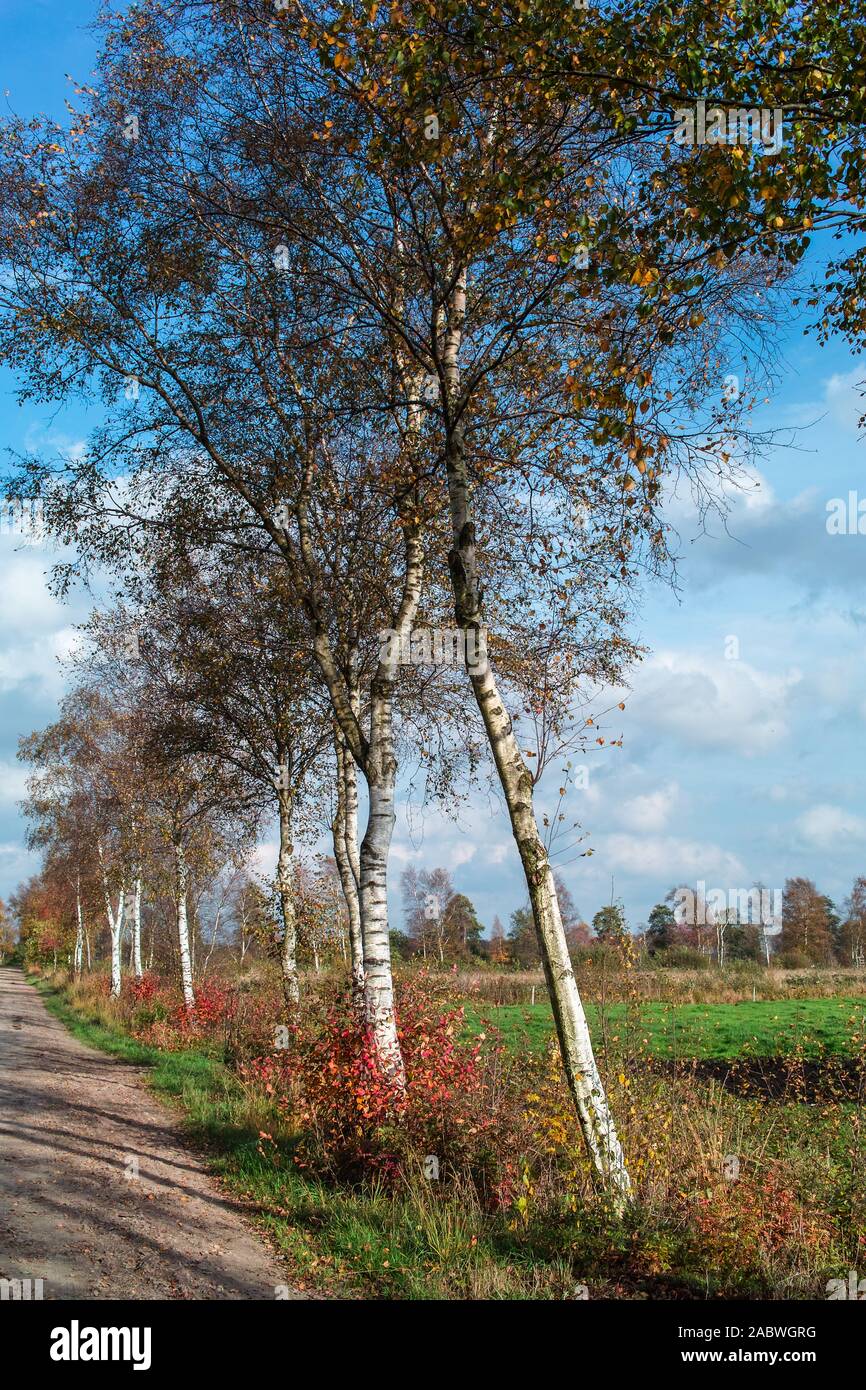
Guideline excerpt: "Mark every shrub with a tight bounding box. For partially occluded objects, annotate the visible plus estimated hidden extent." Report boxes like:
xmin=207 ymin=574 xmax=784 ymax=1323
xmin=240 ymin=974 xmax=535 ymax=1201
xmin=776 ymin=950 xmax=812 ymax=970
xmin=652 ymin=947 xmax=710 ymax=970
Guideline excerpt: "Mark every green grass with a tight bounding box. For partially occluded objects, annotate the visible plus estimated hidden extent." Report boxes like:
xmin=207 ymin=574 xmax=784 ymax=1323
xmin=462 ymin=996 xmax=866 ymax=1059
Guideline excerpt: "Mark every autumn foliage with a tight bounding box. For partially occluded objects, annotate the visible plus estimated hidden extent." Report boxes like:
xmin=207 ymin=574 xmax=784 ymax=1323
xmin=240 ymin=976 xmax=527 ymax=1198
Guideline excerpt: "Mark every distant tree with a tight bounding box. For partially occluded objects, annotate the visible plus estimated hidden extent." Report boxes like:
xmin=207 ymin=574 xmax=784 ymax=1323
xmin=592 ymin=903 xmax=628 ymax=945
xmin=724 ymin=918 xmax=764 ymax=963
xmin=442 ymin=893 xmax=485 ymax=958
xmin=645 ymin=902 xmax=676 ymax=955
xmin=0 ymin=900 xmax=16 ymax=964
xmin=9 ymin=876 xmax=75 ymax=971
xmin=294 ymin=858 xmax=348 ymax=973
xmin=389 ymin=931 xmax=411 ymax=962
xmin=488 ymin=915 xmax=509 ymax=965
xmin=780 ymin=878 xmax=835 ymax=964
xmin=823 ymin=897 xmax=843 ymax=961
xmin=841 ymin=879 xmax=866 ymax=968
xmin=508 ymin=905 xmax=539 ymax=968
xmin=666 ymin=883 xmax=712 ymax=957
xmin=400 ymin=868 xmax=484 ymax=962
xmin=401 ymin=865 xmax=455 ymax=963
xmin=553 ymin=876 xmax=591 ymax=956
xmin=227 ymin=872 xmax=270 ymax=967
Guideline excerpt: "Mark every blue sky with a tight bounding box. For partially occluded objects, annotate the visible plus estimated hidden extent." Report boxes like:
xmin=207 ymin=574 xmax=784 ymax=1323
xmin=1 ymin=1 xmax=865 ymax=934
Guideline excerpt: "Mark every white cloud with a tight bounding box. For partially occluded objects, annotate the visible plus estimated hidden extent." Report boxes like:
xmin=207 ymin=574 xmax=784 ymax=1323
xmin=619 ymin=782 xmax=679 ymax=833
xmin=0 ymin=552 xmax=65 ymax=634
xmin=600 ymin=832 xmax=745 ymax=883
xmin=249 ymin=839 xmax=279 ymax=878
xmin=796 ymin=803 xmax=866 ymax=851
xmin=824 ymin=367 xmax=866 ymax=436
xmin=0 ymin=626 xmax=80 ymax=697
xmin=0 ymin=840 xmax=37 ymax=883
xmin=631 ymin=651 xmax=798 ymax=756
xmin=487 ymin=842 xmax=510 ymax=865
xmin=664 ymin=463 xmax=776 ymax=527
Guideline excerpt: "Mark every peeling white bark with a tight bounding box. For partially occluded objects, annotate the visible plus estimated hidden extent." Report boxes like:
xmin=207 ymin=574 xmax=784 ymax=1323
xmin=132 ymin=875 xmax=143 ymax=980
xmin=277 ymin=787 xmax=300 ymax=1007
xmin=333 ymin=731 xmax=364 ymax=997
xmin=175 ymin=843 xmax=195 ymax=1011
xmin=74 ymin=870 xmax=84 ymax=977
xmin=98 ymin=843 xmax=124 ymax=999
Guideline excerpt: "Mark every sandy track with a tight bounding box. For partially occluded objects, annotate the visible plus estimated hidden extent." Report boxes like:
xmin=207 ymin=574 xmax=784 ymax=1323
xmin=0 ymin=968 xmax=304 ymax=1300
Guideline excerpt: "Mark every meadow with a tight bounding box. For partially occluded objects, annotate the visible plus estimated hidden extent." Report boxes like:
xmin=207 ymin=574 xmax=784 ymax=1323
xmin=461 ymin=997 xmax=866 ymax=1060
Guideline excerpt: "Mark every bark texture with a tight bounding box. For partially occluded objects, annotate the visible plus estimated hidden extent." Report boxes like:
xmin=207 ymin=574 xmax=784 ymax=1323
xmin=175 ymin=843 xmax=195 ymax=1011
xmin=276 ymin=786 xmax=300 ymax=1007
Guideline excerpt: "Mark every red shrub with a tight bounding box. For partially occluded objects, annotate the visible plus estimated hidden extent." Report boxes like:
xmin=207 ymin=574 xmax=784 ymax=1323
xmin=124 ymin=973 xmax=160 ymax=1005
xmin=241 ymin=975 xmax=524 ymax=1196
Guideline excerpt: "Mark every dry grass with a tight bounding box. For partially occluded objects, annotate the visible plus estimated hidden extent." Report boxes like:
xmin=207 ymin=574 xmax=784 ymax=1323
xmin=448 ymin=963 xmax=866 ymax=1007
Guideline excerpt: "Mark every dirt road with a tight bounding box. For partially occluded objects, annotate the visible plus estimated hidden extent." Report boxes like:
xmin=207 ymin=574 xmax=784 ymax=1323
xmin=0 ymin=968 xmax=302 ymax=1299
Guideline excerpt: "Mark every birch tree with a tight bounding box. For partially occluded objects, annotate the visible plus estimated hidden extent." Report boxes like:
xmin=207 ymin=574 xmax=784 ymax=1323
xmin=87 ymin=555 xmax=334 ymax=1005
xmin=193 ymin=0 xmax=855 ymax=1203
xmin=3 ymin=0 xmax=860 ymax=1198
xmin=20 ymin=689 xmax=132 ymax=994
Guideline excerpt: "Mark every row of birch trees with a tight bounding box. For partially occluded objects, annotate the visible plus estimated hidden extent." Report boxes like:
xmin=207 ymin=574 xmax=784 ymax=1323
xmin=2 ymin=0 xmax=865 ymax=1207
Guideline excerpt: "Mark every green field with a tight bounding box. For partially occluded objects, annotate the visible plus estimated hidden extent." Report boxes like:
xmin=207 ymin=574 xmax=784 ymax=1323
xmin=463 ymin=996 xmax=866 ymax=1059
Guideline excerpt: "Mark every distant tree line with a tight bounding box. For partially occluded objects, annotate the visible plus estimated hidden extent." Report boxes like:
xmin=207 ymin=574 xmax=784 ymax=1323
xmin=389 ymin=873 xmax=866 ymax=970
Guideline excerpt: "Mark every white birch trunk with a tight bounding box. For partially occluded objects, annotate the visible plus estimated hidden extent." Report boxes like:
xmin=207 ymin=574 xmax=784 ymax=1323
xmin=132 ymin=875 xmax=143 ymax=979
xmin=295 ymin=459 xmax=421 ymax=1083
xmin=438 ymin=268 xmax=631 ymax=1208
xmin=109 ymin=887 xmax=124 ymax=999
xmin=74 ymin=871 xmax=84 ymax=977
xmin=175 ymin=843 xmax=195 ymax=1011
xmin=355 ymin=525 xmax=424 ymax=1084
xmin=98 ymin=843 xmax=124 ymax=998
xmin=358 ymin=752 xmax=403 ymax=1082
xmin=333 ymin=732 xmax=364 ymax=997
xmin=276 ymin=786 xmax=300 ymax=1007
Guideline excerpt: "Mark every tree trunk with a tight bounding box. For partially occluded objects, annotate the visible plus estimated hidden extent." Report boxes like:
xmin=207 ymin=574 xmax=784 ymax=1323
xmin=132 ymin=875 xmax=143 ymax=979
xmin=358 ymin=721 xmax=403 ymax=1083
xmin=74 ymin=871 xmax=84 ymax=977
xmin=99 ymin=843 xmax=124 ymax=999
xmin=438 ymin=269 xmax=631 ymax=1208
xmin=276 ymin=786 xmax=300 ymax=1007
xmin=175 ymin=843 xmax=195 ymax=1010
xmin=352 ymin=524 xmax=424 ymax=1082
xmin=203 ymin=902 xmax=223 ymax=977
xmin=333 ymin=730 xmax=364 ymax=997
xmin=109 ymin=886 xmax=124 ymax=998
xmin=295 ymin=460 xmax=422 ymax=1083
